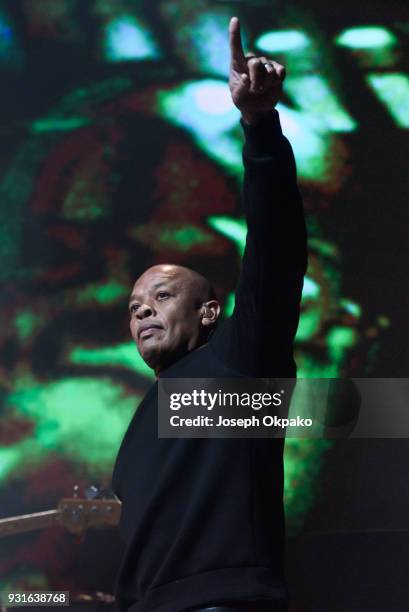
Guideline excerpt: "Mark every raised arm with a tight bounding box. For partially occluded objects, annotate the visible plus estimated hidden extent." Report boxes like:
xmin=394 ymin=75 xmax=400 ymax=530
xmin=212 ymin=18 xmax=307 ymax=377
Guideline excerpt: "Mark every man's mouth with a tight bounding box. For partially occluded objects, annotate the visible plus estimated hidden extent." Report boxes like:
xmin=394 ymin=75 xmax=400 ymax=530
xmin=138 ymin=324 xmax=163 ymax=339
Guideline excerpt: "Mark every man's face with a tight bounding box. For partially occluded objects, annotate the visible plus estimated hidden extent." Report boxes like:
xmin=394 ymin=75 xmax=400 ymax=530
xmin=129 ymin=265 xmax=212 ymax=373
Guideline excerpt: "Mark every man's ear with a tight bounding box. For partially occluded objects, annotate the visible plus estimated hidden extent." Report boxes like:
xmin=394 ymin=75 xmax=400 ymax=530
xmin=200 ymin=300 xmax=220 ymax=326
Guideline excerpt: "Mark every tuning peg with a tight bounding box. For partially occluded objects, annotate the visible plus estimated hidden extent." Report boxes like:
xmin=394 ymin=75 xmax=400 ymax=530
xmin=85 ymin=485 xmax=100 ymax=500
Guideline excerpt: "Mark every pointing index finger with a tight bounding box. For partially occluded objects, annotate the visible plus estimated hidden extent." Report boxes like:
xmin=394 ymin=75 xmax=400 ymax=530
xmin=229 ymin=17 xmax=246 ymax=69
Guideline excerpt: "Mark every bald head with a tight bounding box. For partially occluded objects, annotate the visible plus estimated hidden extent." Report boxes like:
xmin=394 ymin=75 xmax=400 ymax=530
xmin=137 ymin=264 xmax=214 ymax=299
xmin=129 ymin=264 xmax=220 ymax=374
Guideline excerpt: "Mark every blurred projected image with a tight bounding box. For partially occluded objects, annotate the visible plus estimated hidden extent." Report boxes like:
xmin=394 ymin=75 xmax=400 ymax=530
xmin=0 ymin=0 xmax=407 ymax=594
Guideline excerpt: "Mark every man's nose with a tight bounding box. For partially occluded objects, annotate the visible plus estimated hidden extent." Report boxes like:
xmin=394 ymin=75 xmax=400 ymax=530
xmin=136 ymin=303 xmax=155 ymax=319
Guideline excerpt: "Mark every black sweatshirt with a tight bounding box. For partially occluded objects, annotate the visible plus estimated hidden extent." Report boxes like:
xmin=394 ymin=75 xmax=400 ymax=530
xmin=112 ymin=110 xmax=308 ymax=612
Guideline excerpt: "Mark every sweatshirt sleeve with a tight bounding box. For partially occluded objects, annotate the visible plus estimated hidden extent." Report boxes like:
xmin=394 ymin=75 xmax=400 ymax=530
xmin=211 ymin=109 xmax=308 ymax=377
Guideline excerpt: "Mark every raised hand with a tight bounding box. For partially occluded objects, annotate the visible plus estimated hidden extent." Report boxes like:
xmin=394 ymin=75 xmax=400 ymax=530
xmin=228 ymin=17 xmax=286 ymax=123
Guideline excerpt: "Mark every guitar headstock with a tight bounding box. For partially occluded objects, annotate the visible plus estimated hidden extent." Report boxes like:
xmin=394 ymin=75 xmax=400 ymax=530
xmin=57 ymin=486 xmax=122 ymax=534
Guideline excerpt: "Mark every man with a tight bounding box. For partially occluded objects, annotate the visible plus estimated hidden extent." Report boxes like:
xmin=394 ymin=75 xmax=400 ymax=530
xmin=112 ymin=16 xmax=307 ymax=612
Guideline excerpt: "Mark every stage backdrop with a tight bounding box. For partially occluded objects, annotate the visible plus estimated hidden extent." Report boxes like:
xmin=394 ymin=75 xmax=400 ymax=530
xmin=0 ymin=0 xmax=407 ymax=599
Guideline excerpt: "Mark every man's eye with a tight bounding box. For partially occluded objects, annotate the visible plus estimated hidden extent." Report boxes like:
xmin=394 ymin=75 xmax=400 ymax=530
xmin=130 ymin=304 xmax=140 ymax=313
xmin=157 ymin=291 xmax=170 ymax=300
